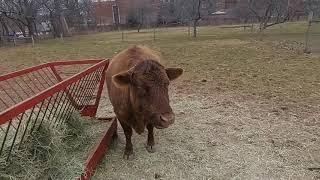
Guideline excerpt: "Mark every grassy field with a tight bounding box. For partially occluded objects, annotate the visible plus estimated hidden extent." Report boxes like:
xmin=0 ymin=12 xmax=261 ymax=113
xmin=2 ymin=22 xmax=318 ymax=106
xmin=0 ymin=22 xmax=320 ymax=179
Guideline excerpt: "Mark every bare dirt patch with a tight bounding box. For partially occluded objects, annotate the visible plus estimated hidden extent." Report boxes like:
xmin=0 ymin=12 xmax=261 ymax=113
xmin=93 ymin=85 xmax=320 ymax=179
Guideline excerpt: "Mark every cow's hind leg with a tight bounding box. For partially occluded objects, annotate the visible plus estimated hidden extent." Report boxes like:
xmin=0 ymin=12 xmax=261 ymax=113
xmin=146 ymin=124 xmax=156 ymax=153
xmin=119 ymin=121 xmax=134 ymax=159
xmin=112 ymin=117 xmax=118 ymax=140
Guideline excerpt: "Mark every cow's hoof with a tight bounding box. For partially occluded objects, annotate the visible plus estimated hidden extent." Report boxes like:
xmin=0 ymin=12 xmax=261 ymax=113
xmin=145 ymin=144 xmax=156 ymax=153
xmin=123 ymin=149 xmax=134 ymax=160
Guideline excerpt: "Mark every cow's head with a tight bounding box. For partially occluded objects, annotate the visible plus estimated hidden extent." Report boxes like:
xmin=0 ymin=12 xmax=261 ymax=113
xmin=112 ymin=60 xmax=183 ymax=129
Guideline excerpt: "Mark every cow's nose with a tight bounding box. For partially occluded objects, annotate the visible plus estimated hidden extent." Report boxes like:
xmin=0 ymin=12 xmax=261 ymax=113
xmin=160 ymin=113 xmax=175 ymax=127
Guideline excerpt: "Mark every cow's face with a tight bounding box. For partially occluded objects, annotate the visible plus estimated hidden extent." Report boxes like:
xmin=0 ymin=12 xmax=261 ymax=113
xmin=112 ymin=60 xmax=183 ymax=129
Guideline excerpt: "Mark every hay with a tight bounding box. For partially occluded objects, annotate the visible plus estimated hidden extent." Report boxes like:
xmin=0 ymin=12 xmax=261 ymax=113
xmin=0 ymin=113 xmax=107 ymax=180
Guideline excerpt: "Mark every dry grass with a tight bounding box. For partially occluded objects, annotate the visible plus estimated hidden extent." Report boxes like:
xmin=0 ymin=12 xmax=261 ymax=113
xmin=93 ymin=23 xmax=320 ymax=179
xmin=0 ymin=113 xmax=108 ymax=180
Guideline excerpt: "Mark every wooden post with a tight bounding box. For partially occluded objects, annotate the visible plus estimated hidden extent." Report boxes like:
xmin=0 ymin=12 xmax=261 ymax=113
xmin=250 ymin=18 xmax=254 ymax=33
xmin=304 ymin=11 xmax=313 ymax=54
xmin=304 ymin=21 xmax=312 ymax=53
xmin=188 ymin=22 xmax=191 ymax=37
xmin=31 ymin=35 xmax=35 ymax=47
xmin=13 ymin=37 xmax=16 ymax=46
xmin=121 ymin=30 xmax=124 ymax=42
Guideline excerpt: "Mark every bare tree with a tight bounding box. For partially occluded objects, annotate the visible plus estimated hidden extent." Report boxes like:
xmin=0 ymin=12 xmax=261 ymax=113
xmin=0 ymin=14 xmax=6 ymax=44
xmin=64 ymin=0 xmax=93 ymax=30
xmin=79 ymin=0 xmax=94 ymax=29
xmin=40 ymin=0 xmax=73 ymax=37
xmin=127 ymin=0 xmax=155 ymax=32
xmin=231 ymin=0 xmax=253 ymax=24
xmin=248 ymin=0 xmax=300 ymax=32
xmin=0 ymin=0 xmax=94 ymax=40
xmin=175 ymin=0 xmax=202 ymax=37
xmin=159 ymin=0 xmax=180 ymax=25
xmin=192 ymin=0 xmax=201 ymax=37
xmin=0 ymin=12 xmax=9 ymax=36
xmin=305 ymin=0 xmax=320 ymax=17
xmin=0 ymin=0 xmax=41 ymax=37
xmin=175 ymin=0 xmax=217 ymax=38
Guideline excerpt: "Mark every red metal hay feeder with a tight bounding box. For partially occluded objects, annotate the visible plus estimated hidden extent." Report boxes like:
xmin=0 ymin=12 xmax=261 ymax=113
xmin=0 ymin=59 xmax=117 ymax=180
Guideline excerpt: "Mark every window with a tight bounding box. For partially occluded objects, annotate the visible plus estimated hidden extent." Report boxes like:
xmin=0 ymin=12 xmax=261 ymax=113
xmin=162 ymin=0 xmax=173 ymax=3
xmin=225 ymin=0 xmax=237 ymax=9
xmin=92 ymin=0 xmax=115 ymax=2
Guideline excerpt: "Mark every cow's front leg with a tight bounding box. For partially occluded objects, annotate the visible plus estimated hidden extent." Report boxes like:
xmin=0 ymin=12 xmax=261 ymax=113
xmin=120 ymin=121 xmax=133 ymax=159
xmin=146 ymin=124 xmax=156 ymax=153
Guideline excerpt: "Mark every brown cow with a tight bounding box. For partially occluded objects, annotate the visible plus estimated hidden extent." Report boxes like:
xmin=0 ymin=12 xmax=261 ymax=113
xmin=106 ymin=45 xmax=183 ymax=159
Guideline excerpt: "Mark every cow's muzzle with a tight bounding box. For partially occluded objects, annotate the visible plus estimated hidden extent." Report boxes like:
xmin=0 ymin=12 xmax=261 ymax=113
xmin=154 ymin=113 xmax=175 ymax=129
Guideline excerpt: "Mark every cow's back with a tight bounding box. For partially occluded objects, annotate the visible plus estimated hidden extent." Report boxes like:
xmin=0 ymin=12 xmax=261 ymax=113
xmin=106 ymin=45 xmax=161 ymax=120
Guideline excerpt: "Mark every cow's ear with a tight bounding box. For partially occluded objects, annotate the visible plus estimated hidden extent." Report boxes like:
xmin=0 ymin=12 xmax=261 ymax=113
xmin=166 ymin=68 xmax=183 ymax=81
xmin=112 ymin=71 xmax=131 ymax=88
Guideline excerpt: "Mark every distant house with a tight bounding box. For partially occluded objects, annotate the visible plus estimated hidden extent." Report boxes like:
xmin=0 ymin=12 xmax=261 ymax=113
xmin=92 ymin=0 xmax=240 ymax=27
xmin=92 ymin=0 xmax=306 ymax=27
xmin=205 ymin=0 xmax=305 ymax=25
xmin=93 ymin=0 xmax=161 ymax=27
xmin=157 ymin=0 xmax=239 ymax=25
xmin=200 ymin=0 xmax=240 ymax=25
xmin=216 ymin=0 xmax=238 ymax=10
xmin=93 ymin=0 xmax=124 ymax=26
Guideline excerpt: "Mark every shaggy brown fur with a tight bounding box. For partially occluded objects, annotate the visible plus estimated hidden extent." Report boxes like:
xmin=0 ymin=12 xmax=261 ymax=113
xmin=106 ymin=45 xmax=183 ymax=159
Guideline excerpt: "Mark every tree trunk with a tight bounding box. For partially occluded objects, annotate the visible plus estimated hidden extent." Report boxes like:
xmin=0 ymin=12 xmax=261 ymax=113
xmin=258 ymin=22 xmax=266 ymax=41
xmin=259 ymin=21 xmax=268 ymax=33
xmin=259 ymin=22 xmax=263 ymax=32
xmin=0 ymin=19 xmax=9 ymax=36
xmin=188 ymin=21 xmax=191 ymax=37
xmin=49 ymin=13 xmax=58 ymax=38
xmin=1 ymin=22 xmax=11 ymax=43
xmin=60 ymin=15 xmax=71 ymax=37
xmin=26 ymin=18 xmax=35 ymax=39
xmin=34 ymin=21 xmax=38 ymax=35
xmin=193 ymin=20 xmax=198 ymax=38
xmin=51 ymin=19 xmax=58 ymax=38
xmin=53 ymin=0 xmax=71 ymax=37
xmin=138 ymin=23 xmax=141 ymax=32
xmin=0 ymin=27 xmax=3 ymax=46
xmin=193 ymin=0 xmax=201 ymax=38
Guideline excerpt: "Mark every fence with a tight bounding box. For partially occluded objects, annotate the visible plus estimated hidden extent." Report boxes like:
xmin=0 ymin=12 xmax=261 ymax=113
xmin=0 ymin=59 xmax=117 ymax=179
xmin=0 ymin=35 xmax=35 ymax=47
